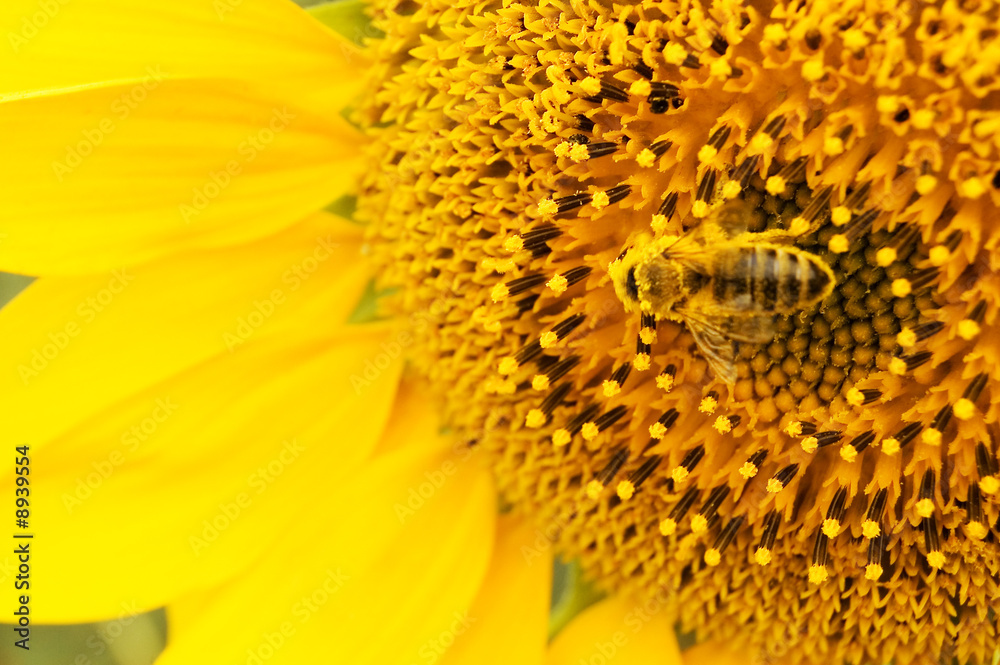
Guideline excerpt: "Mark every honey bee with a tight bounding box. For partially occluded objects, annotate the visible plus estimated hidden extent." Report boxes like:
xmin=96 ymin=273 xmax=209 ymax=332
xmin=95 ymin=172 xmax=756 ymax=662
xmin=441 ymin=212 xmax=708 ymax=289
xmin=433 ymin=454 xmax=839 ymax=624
xmin=609 ymin=199 xmax=835 ymax=385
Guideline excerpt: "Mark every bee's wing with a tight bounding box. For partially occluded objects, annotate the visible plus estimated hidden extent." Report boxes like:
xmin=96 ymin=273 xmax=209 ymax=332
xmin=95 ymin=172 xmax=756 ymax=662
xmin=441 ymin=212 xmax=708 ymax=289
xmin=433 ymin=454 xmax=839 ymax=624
xmin=709 ymin=199 xmax=753 ymax=238
xmin=679 ymin=311 xmax=776 ymax=385
xmin=660 ymin=231 xmax=712 ymax=274
xmin=708 ymin=312 xmax=775 ymax=344
xmin=682 ymin=314 xmax=738 ymax=385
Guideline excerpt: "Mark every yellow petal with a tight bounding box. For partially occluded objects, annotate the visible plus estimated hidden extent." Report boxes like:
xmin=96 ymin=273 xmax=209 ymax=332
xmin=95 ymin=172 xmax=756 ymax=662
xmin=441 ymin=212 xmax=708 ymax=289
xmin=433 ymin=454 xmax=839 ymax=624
xmin=0 ymin=0 xmax=369 ymax=275
xmin=2 ymin=212 xmax=366 ymax=447
xmin=0 ymin=214 xmax=410 ymax=621
xmin=157 ymin=384 xmax=497 ymax=665
xmin=0 ymin=79 xmax=362 ymax=275
xmin=548 ymin=595 xmax=683 ymax=665
xmin=439 ymin=514 xmax=552 ymax=665
xmin=1 ymin=0 xmax=364 ymax=113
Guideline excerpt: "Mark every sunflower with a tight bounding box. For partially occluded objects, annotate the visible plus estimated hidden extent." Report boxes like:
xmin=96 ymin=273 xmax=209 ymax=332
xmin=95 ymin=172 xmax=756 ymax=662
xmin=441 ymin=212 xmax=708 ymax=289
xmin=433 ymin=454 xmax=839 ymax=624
xmin=361 ymin=0 xmax=1000 ymax=663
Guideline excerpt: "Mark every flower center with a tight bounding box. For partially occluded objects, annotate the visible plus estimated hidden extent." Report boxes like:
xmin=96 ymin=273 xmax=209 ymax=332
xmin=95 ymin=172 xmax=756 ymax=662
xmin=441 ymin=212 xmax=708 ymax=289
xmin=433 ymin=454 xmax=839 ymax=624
xmin=359 ymin=0 xmax=1000 ymax=663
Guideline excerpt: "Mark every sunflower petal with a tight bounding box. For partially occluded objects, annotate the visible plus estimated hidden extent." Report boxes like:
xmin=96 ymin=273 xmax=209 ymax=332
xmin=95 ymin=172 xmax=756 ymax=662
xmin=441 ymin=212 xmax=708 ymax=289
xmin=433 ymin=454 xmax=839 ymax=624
xmin=547 ymin=595 xmax=683 ymax=665
xmin=438 ymin=514 xmax=551 ymax=665
xmin=157 ymin=384 xmax=496 ymax=665
xmin=2 ymin=212 xmax=366 ymax=447
xmin=0 ymin=78 xmax=363 ymax=275
xmin=0 ymin=0 xmax=369 ymax=275
xmin=0 ymin=214 xmax=409 ymax=620
xmin=1 ymin=0 xmax=364 ymax=111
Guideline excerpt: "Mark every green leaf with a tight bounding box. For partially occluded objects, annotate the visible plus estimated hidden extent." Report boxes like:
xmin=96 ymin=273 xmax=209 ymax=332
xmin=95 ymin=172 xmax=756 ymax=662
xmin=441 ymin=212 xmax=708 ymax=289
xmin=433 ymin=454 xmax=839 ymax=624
xmin=308 ymin=0 xmax=383 ymax=42
xmin=548 ymin=558 xmax=605 ymax=641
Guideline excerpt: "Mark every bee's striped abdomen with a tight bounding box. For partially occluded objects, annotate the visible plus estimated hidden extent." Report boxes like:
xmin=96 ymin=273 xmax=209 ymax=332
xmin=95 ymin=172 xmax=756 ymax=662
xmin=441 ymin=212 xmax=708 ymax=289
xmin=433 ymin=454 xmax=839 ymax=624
xmin=712 ymin=246 xmax=833 ymax=313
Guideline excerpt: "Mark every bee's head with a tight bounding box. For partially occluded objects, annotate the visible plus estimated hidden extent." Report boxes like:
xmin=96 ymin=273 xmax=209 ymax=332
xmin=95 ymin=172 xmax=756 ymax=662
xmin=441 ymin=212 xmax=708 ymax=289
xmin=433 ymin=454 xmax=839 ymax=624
xmin=608 ymin=247 xmax=644 ymax=313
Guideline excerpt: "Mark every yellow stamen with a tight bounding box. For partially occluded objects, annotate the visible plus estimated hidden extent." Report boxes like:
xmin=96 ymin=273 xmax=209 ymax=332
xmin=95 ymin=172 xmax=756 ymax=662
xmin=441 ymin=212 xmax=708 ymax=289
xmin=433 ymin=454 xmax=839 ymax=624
xmin=498 ymin=357 xmax=519 ymax=375
xmin=953 ymin=398 xmax=976 ymax=420
xmin=958 ymin=320 xmax=981 ymax=340
xmin=579 ymin=76 xmax=602 ymax=96
xmin=808 ymin=565 xmax=829 ymax=584
xmin=828 ymin=234 xmax=849 ymax=253
xmin=875 ymin=247 xmax=897 ymax=266
xmin=891 ymin=278 xmax=912 ymax=298
xmin=888 ymin=358 xmax=908 ymax=376
xmin=690 ymin=515 xmax=709 ymax=534
xmin=537 ymin=198 xmax=558 ymax=216
xmin=525 ymin=409 xmax=547 ymax=428
xmin=862 ymin=520 xmax=881 ymax=539
xmin=655 ymin=373 xmax=674 ymax=392
xmin=915 ymin=499 xmax=935 ymax=518
xmin=915 ymin=174 xmax=937 ymax=195
xmin=547 ymin=274 xmax=569 ymax=295
xmin=928 ymin=246 xmax=950 ymax=266
xmin=698 ymin=144 xmax=718 ymax=163
xmin=636 ymin=148 xmax=656 ymax=168
xmin=504 ymin=235 xmax=524 ymax=252
xmin=896 ymin=327 xmax=917 ymax=348
xmin=590 ymin=190 xmax=610 ymax=210
xmin=831 ymin=206 xmax=852 ymax=226
xmin=491 ymin=283 xmax=510 ymax=302
xmin=539 ymin=331 xmax=559 ymax=348
xmin=569 ymin=143 xmax=590 ymax=162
